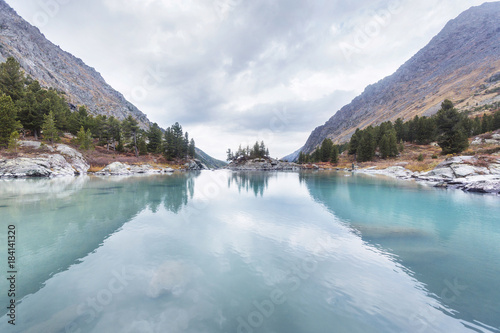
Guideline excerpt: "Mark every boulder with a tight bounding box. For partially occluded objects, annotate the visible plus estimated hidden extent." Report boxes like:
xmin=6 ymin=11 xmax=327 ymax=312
xmin=0 ymin=154 xmax=77 ymax=178
xmin=471 ymin=137 xmax=483 ymax=145
xmin=420 ymin=167 xmax=455 ymax=179
xmin=95 ymin=162 xmax=175 ymax=176
xmin=186 ymin=159 xmax=208 ymax=170
xmin=55 ymin=144 xmax=89 ymax=174
xmin=450 ymin=164 xmax=488 ymax=178
xmin=96 ymin=162 xmax=132 ymax=175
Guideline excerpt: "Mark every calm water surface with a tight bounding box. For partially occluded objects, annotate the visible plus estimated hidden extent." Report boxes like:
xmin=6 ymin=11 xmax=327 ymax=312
xmin=0 ymin=171 xmax=499 ymax=333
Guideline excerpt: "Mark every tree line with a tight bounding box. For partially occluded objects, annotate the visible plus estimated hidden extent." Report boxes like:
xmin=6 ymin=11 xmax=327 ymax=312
xmin=226 ymin=141 xmax=270 ymax=161
xmin=298 ymin=139 xmax=348 ymax=164
xmin=299 ymin=99 xmax=500 ymax=164
xmin=0 ymin=57 xmax=195 ymax=160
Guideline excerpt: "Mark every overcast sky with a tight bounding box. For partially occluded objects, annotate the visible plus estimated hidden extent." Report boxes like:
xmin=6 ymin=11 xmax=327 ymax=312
xmin=6 ymin=0 xmax=487 ymax=160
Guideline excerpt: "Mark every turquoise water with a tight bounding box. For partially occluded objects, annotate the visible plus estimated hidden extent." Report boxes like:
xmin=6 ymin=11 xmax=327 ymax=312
xmin=0 ymin=171 xmax=499 ymax=333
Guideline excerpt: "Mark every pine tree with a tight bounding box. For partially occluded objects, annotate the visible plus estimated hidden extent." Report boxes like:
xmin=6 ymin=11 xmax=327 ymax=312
xmin=472 ymin=116 xmax=482 ymax=136
xmin=107 ymin=116 xmax=121 ymax=151
xmin=0 ymin=57 xmax=25 ymax=101
xmin=189 ymin=138 xmax=195 ymax=158
xmin=0 ymin=95 xmax=21 ymax=147
xmin=436 ymin=100 xmax=468 ymax=154
xmin=122 ymin=115 xmax=139 ymax=157
xmin=226 ymin=148 xmax=233 ymax=161
xmin=481 ymin=114 xmax=493 ymax=133
xmin=75 ymin=126 xmax=93 ymax=150
xmin=7 ymin=131 xmax=20 ymax=152
xmin=147 ymin=123 xmax=163 ymax=153
xmin=138 ymin=135 xmax=148 ymax=155
xmin=394 ymin=118 xmax=405 ymax=142
xmin=320 ymin=138 xmax=334 ymax=162
xmin=348 ymin=128 xmax=361 ymax=155
xmin=357 ymin=127 xmax=376 ymax=162
xmin=331 ymin=145 xmax=339 ymax=164
xmin=41 ymin=110 xmax=59 ymax=145
xmin=493 ymin=111 xmax=500 ymax=130
xmin=252 ymin=141 xmax=260 ymax=158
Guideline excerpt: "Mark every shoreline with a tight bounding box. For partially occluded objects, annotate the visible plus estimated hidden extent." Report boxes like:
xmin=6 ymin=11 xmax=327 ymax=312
xmin=1 ymin=143 xmax=499 ymax=195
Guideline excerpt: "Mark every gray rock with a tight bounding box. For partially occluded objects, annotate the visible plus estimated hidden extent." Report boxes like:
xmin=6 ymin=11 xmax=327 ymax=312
xmin=95 ymin=162 xmax=132 ymax=175
xmin=489 ymin=164 xmax=500 ymax=175
xmin=54 ymin=144 xmax=89 ymax=174
xmin=95 ymin=162 xmax=175 ymax=176
xmin=450 ymin=164 xmax=488 ymax=178
xmin=471 ymin=137 xmax=483 ymax=145
xmin=0 ymin=155 xmax=77 ymax=178
xmin=186 ymin=159 xmax=208 ymax=170
xmin=420 ymin=167 xmax=455 ymax=179
xmin=227 ymin=158 xmax=301 ymax=171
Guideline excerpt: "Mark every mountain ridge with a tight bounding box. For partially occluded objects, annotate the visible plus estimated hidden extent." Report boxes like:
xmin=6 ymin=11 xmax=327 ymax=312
xmin=0 ymin=0 xmax=151 ymax=128
xmin=285 ymin=1 xmax=500 ymax=161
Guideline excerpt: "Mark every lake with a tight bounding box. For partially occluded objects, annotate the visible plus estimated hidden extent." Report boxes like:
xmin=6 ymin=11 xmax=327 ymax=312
xmin=0 ymin=171 xmax=499 ymax=333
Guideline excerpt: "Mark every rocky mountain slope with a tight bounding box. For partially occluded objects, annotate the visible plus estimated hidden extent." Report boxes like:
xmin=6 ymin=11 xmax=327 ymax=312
xmin=0 ymin=0 xmax=150 ymax=128
xmin=286 ymin=2 xmax=500 ymax=160
xmin=194 ymin=148 xmax=227 ymax=169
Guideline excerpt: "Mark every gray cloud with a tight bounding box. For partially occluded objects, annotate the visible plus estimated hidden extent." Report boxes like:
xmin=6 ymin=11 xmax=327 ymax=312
xmin=5 ymin=0 xmax=486 ymax=159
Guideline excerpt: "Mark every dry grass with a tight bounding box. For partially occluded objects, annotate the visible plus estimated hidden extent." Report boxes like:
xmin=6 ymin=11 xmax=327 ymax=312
xmin=406 ymin=161 xmax=441 ymax=173
xmin=88 ymin=165 xmax=105 ymax=172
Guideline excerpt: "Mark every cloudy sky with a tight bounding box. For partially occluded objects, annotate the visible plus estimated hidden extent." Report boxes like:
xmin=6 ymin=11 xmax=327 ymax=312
xmin=6 ymin=0 xmax=487 ymax=160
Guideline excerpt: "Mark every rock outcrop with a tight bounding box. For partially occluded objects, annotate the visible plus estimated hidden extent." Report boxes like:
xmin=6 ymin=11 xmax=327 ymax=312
xmin=95 ymin=162 xmax=174 ymax=176
xmin=0 ymin=0 xmax=150 ymax=128
xmin=0 ymin=141 xmax=89 ymax=178
xmin=184 ymin=159 xmax=208 ymax=170
xmin=226 ymin=158 xmax=301 ymax=171
xmin=286 ymin=2 xmax=500 ymax=160
xmin=357 ymin=156 xmax=500 ymax=195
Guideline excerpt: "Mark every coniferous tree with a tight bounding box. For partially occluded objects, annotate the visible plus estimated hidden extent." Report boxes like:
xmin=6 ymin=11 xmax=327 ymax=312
xmin=138 ymin=134 xmax=148 ymax=155
xmin=226 ymin=148 xmax=233 ymax=161
xmin=189 ymin=138 xmax=195 ymax=158
xmin=147 ymin=123 xmax=163 ymax=153
xmin=75 ymin=126 xmax=93 ymax=150
xmin=481 ymin=114 xmax=493 ymax=133
xmin=357 ymin=126 xmax=376 ymax=162
xmin=379 ymin=129 xmax=398 ymax=159
xmin=8 ymin=131 xmax=20 ymax=152
xmin=107 ymin=116 xmax=121 ymax=151
xmin=394 ymin=118 xmax=405 ymax=142
xmin=348 ymin=128 xmax=361 ymax=156
xmin=41 ymin=110 xmax=58 ymax=145
xmin=0 ymin=57 xmax=25 ymax=101
xmin=472 ymin=116 xmax=482 ymax=136
xmin=331 ymin=145 xmax=339 ymax=164
xmin=252 ymin=141 xmax=260 ymax=158
xmin=320 ymin=138 xmax=334 ymax=162
xmin=122 ymin=115 xmax=139 ymax=157
xmin=0 ymin=95 xmax=21 ymax=147
xmin=493 ymin=111 xmax=500 ymax=130
xmin=436 ymin=100 xmax=468 ymax=154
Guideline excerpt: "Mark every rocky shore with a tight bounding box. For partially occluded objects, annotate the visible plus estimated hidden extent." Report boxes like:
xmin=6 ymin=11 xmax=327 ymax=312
xmin=0 ymin=141 xmax=89 ymax=178
xmin=225 ymin=158 xmax=301 ymax=171
xmin=357 ymin=156 xmax=500 ymax=195
xmin=0 ymin=141 xmax=208 ymax=178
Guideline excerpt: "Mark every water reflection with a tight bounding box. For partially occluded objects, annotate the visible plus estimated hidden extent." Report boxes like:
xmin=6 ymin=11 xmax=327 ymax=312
xmin=0 ymin=171 xmax=498 ymax=333
xmin=227 ymin=171 xmax=271 ymax=196
xmin=0 ymin=173 xmax=200 ymax=313
xmin=300 ymin=171 xmax=500 ymax=330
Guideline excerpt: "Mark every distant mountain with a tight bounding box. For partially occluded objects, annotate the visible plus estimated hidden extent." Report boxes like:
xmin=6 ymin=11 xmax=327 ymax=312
xmin=0 ymin=0 xmax=225 ymax=164
xmin=0 ymin=0 xmax=150 ymax=128
xmin=285 ymin=2 xmax=500 ymax=161
xmin=195 ymin=148 xmax=227 ymax=169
